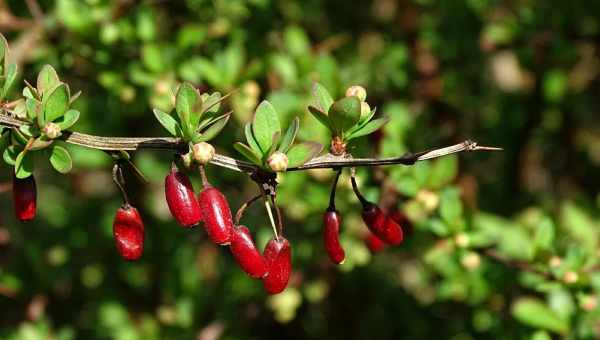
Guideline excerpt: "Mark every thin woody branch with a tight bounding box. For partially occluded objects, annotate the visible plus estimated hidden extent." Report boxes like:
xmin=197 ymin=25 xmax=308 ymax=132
xmin=0 ymin=113 xmax=501 ymax=174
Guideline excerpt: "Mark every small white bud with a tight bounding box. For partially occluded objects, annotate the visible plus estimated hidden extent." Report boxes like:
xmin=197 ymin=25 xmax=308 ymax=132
xmin=181 ymin=152 xmax=193 ymax=169
xmin=461 ymin=252 xmax=481 ymax=271
xmin=192 ymin=142 xmax=215 ymax=165
xmin=548 ymin=256 xmax=562 ymax=268
xmin=563 ymin=271 xmax=579 ymax=284
xmin=345 ymin=85 xmax=367 ymax=102
xmin=42 ymin=122 xmax=61 ymax=139
xmin=454 ymin=233 xmax=470 ymax=248
xmin=360 ymin=102 xmax=371 ymax=117
xmin=267 ymin=151 xmax=289 ymax=172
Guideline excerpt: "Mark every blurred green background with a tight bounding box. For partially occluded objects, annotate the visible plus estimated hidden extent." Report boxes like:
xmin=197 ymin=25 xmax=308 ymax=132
xmin=1 ymin=0 xmax=600 ymax=339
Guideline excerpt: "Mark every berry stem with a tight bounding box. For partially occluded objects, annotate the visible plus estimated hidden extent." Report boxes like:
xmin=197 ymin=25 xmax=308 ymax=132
xmin=271 ymin=195 xmax=284 ymax=237
xmin=350 ymin=168 xmax=368 ymax=207
xmin=199 ymin=164 xmax=210 ymax=188
xmin=328 ymin=168 xmax=342 ymax=211
xmin=264 ymin=198 xmax=279 ymax=240
xmin=234 ymin=193 xmax=262 ymax=225
xmin=112 ymin=162 xmax=130 ymax=207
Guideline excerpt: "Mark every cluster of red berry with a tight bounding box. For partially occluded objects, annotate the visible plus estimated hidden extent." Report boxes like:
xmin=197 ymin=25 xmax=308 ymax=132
xmin=110 ymin=165 xmax=291 ymax=295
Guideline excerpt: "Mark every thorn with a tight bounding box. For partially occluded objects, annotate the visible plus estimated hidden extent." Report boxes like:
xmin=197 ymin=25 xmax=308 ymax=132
xmin=474 ymin=145 xmax=503 ymax=151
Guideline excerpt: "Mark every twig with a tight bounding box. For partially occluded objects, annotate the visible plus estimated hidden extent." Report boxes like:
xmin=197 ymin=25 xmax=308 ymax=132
xmin=0 ymin=113 xmax=501 ymax=174
xmin=484 ymin=249 xmax=552 ymax=279
xmin=234 ymin=194 xmax=262 ymax=225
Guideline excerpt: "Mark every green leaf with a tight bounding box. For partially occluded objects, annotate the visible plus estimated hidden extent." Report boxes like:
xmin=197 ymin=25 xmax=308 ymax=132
xmin=312 ymin=82 xmax=334 ymax=112
xmin=245 ymin=122 xmax=262 ymax=155
xmin=286 ymin=142 xmax=323 ymax=168
xmin=175 ymin=83 xmax=199 ymax=140
xmin=26 ymin=98 xmax=40 ymax=121
xmin=49 ymin=145 xmax=72 ymax=174
xmin=196 ymin=113 xmax=230 ymax=142
xmin=3 ymin=145 xmax=21 ymax=165
xmin=43 ymin=83 xmax=70 ymax=123
xmin=1 ymin=63 xmax=17 ymax=99
xmin=533 ymin=217 xmax=555 ymax=254
xmin=201 ymin=92 xmax=222 ymax=114
xmin=439 ymin=187 xmax=463 ymax=227
xmin=427 ymin=155 xmax=458 ymax=189
xmin=37 ymin=65 xmax=60 ymax=96
xmin=23 ymin=81 xmax=39 ymax=100
xmin=512 ymin=297 xmax=569 ymax=334
xmin=308 ymin=106 xmax=332 ymax=131
xmin=153 ymin=108 xmax=180 ymax=136
xmin=55 ymin=109 xmax=80 ymax=130
xmin=14 ymin=150 xmax=34 ymax=179
xmin=0 ymin=33 xmax=7 ymax=67
xmin=278 ymin=117 xmax=299 ymax=153
xmin=19 ymin=125 xmax=37 ymax=138
xmin=252 ymin=100 xmax=280 ymax=153
xmin=346 ymin=117 xmax=389 ymax=140
xmin=234 ymin=142 xmax=262 ymax=165
xmin=28 ymin=136 xmax=53 ymax=151
xmin=328 ymin=96 xmax=361 ymax=135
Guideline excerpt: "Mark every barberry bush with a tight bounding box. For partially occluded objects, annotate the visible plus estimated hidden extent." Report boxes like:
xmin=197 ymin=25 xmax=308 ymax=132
xmin=0 ymin=1 xmax=600 ymax=339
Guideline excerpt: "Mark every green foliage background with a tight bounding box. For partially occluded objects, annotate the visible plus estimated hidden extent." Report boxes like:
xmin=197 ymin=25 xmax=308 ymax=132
xmin=1 ymin=0 xmax=600 ymax=339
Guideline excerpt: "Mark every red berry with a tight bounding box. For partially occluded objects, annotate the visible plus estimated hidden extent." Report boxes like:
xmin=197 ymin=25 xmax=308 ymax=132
xmin=323 ymin=210 xmax=345 ymax=264
xmin=381 ymin=216 xmax=404 ymax=246
xmin=389 ymin=210 xmax=414 ymax=236
xmin=198 ymin=186 xmax=233 ymax=245
xmin=262 ymin=237 xmax=292 ymax=294
xmin=230 ymin=225 xmax=268 ymax=279
xmin=13 ymin=174 xmax=36 ymax=221
xmin=365 ymin=232 xmax=386 ymax=253
xmin=165 ymin=168 xmax=202 ymax=227
xmin=361 ymin=202 xmax=404 ymax=246
xmin=113 ymin=205 xmax=144 ymax=261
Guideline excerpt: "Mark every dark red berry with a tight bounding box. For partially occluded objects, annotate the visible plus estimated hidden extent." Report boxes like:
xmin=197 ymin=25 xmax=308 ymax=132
xmin=113 ymin=205 xmax=144 ymax=261
xmin=389 ymin=210 xmax=414 ymax=236
xmin=381 ymin=216 xmax=404 ymax=246
xmin=361 ymin=202 xmax=404 ymax=246
xmin=13 ymin=174 xmax=36 ymax=221
xmin=230 ymin=225 xmax=268 ymax=279
xmin=165 ymin=168 xmax=202 ymax=227
xmin=323 ymin=210 xmax=345 ymax=264
xmin=262 ymin=237 xmax=292 ymax=294
xmin=360 ymin=203 xmax=387 ymax=240
xmin=365 ymin=232 xmax=386 ymax=253
xmin=198 ymin=186 xmax=233 ymax=245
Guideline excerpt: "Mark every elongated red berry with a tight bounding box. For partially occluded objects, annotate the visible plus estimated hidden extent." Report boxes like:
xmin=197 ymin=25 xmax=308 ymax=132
xmin=361 ymin=202 xmax=404 ymax=246
xmin=262 ymin=237 xmax=292 ymax=294
xmin=165 ymin=168 xmax=202 ymax=227
xmin=365 ymin=232 xmax=386 ymax=253
xmin=390 ymin=210 xmax=414 ymax=236
xmin=13 ymin=174 xmax=36 ymax=221
xmin=198 ymin=186 xmax=233 ymax=245
xmin=323 ymin=210 xmax=345 ymax=264
xmin=113 ymin=205 xmax=144 ymax=261
xmin=230 ymin=225 xmax=268 ymax=278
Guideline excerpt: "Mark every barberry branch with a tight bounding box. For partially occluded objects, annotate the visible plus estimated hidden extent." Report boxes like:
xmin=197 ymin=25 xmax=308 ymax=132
xmin=0 ymin=113 xmax=501 ymax=174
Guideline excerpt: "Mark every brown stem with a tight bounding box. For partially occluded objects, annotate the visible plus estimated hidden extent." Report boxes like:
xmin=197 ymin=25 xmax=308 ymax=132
xmin=328 ymin=169 xmax=342 ymax=211
xmin=198 ymin=165 xmax=209 ymax=188
xmin=350 ymin=169 xmax=368 ymax=207
xmin=0 ymin=113 xmax=501 ymax=173
xmin=112 ymin=163 xmax=130 ymax=207
xmin=234 ymin=194 xmax=262 ymax=225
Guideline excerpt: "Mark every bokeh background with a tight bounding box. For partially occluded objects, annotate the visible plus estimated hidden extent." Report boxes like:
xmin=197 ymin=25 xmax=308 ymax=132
xmin=1 ymin=0 xmax=600 ymax=339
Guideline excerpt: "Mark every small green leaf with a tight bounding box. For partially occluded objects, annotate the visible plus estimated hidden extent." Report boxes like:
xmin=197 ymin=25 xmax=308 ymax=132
xmin=308 ymin=106 xmax=332 ymax=131
xmin=0 ymin=33 xmax=7 ymax=67
xmin=328 ymin=96 xmax=361 ymax=135
xmin=252 ymin=100 xmax=281 ymax=153
xmin=55 ymin=109 xmax=80 ymax=130
xmin=3 ymin=145 xmax=21 ymax=165
xmin=312 ymin=82 xmax=334 ymax=112
xmin=23 ymin=81 xmax=39 ymax=100
xmin=43 ymin=83 xmax=69 ymax=123
xmin=346 ymin=117 xmax=389 ymax=140
xmin=153 ymin=108 xmax=180 ymax=136
xmin=176 ymin=82 xmax=199 ymax=139
xmin=26 ymin=98 xmax=40 ymax=121
xmin=49 ymin=145 xmax=72 ymax=174
xmin=245 ymin=123 xmax=262 ymax=155
xmin=286 ymin=142 xmax=323 ymax=168
xmin=278 ymin=117 xmax=299 ymax=153
xmin=37 ymin=65 xmax=60 ymax=96
xmin=1 ymin=63 xmax=17 ymax=99
xmin=28 ymin=136 xmax=53 ymax=151
xmin=201 ymin=92 xmax=222 ymax=114
xmin=196 ymin=113 xmax=230 ymax=142
xmin=19 ymin=125 xmax=37 ymax=138
xmin=512 ymin=297 xmax=569 ymax=334
xmin=533 ymin=217 xmax=555 ymax=254
xmin=14 ymin=150 xmax=34 ymax=179
xmin=234 ymin=142 xmax=262 ymax=165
